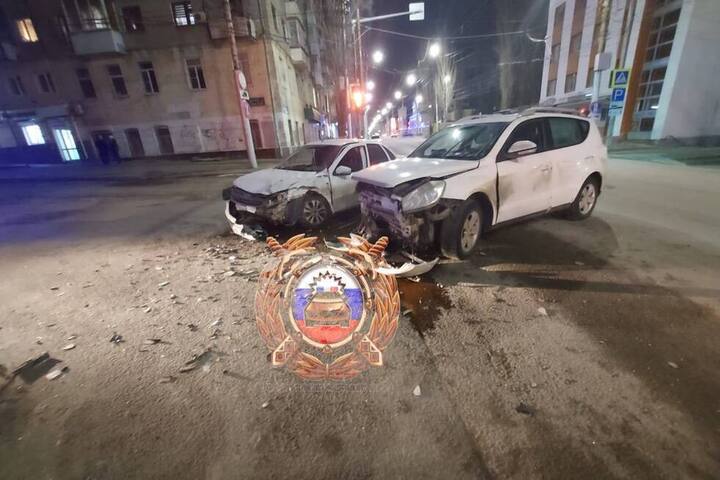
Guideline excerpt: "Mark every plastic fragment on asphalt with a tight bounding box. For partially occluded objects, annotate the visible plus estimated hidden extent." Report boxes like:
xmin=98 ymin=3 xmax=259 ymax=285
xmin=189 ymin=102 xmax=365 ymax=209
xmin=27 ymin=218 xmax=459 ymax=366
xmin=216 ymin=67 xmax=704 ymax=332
xmin=110 ymin=333 xmax=124 ymax=344
xmin=158 ymin=281 xmax=170 ymax=287
xmin=667 ymin=361 xmax=679 ymax=369
xmin=262 ymin=401 xmax=270 ymax=409
xmin=158 ymin=376 xmax=177 ymax=384
xmin=516 ymin=403 xmax=536 ymax=416
xmin=45 ymin=367 xmax=68 ymax=381
xmin=537 ymin=307 xmax=548 ymax=316
xmin=413 ymin=385 xmax=422 ymax=397
xmin=62 ymin=344 xmax=75 ymax=351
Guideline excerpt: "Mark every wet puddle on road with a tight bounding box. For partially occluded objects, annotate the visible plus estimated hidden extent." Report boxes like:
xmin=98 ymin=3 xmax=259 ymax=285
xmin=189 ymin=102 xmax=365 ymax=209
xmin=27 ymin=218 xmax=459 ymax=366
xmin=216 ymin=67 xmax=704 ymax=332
xmin=397 ymin=278 xmax=452 ymax=336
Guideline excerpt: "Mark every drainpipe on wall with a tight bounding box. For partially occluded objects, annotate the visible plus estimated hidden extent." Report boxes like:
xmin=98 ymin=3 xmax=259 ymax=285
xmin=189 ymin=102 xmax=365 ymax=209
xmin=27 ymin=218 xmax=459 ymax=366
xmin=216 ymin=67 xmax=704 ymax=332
xmin=256 ymin=0 xmax=281 ymax=157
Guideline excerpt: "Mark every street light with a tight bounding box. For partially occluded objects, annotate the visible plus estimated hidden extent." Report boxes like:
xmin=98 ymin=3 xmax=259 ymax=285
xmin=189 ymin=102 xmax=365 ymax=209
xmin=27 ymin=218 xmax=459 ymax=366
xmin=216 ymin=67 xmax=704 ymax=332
xmin=381 ymin=107 xmax=388 ymax=115
xmin=394 ymin=90 xmax=402 ymax=100
xmin=415 ymin=94 xmax=423 ymax=104
xmin=406 ymin=73 xmax=417 ymax=86
xmin=443 ymin=74 xmax=451 ymax=84
xmin=385 ymin=102 xmax=393 ymax=110
xmin=428 ymin=42 xmax=441 ymax=59
xmin=367 ymin=80 xmax=375 ymax=91
xmin=372 ymin=50 xmax=384 ymax=65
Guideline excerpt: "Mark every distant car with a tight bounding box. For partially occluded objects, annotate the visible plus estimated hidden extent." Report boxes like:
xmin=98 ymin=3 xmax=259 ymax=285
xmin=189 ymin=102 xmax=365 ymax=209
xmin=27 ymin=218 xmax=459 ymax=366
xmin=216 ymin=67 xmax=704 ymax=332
xmin=352 ymin=109 xmax=607 ymax=259
xmin=370 ymin=132 xmax=381 ymax=139
xmin=225 ymin=140 xmax=396 ymax=228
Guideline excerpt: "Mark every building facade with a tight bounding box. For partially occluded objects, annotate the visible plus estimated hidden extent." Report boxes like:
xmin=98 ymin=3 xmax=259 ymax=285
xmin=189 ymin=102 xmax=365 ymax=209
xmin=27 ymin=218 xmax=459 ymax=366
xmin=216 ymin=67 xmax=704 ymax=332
xmin=0 ymin=0 xmax=346 ymax=164
xmin=540 ymin=0 xmax=720 ymax=142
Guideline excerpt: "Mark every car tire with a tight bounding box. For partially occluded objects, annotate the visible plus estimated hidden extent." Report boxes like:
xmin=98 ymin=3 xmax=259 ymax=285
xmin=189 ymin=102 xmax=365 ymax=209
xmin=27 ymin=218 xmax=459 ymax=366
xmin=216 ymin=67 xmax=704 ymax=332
xmin=299 ymin=193 xmax=331 ymax=227
xmin=567 ymin=177 xmax=599 ymax=220
xmin=440 ymin=199 xmax=483 ymax=260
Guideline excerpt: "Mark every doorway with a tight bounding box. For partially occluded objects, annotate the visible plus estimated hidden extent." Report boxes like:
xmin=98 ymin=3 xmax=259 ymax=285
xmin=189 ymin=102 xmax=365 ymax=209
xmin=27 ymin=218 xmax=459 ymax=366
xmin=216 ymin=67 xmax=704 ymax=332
xmin=249 ymin=119 xmax=262 ymax=149
xmin=155 ymin=126 xmax=174 ymax=155
xmin=125 ymin=128 xmax=145 ymax=157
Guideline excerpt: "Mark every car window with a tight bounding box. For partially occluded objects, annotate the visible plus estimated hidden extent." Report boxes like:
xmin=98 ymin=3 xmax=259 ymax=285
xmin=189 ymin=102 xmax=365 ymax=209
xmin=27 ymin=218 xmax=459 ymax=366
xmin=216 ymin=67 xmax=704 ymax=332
xmin=367 ymin=144 xmax=389 ymax=165
xmin=383 ymin=146 xmax=396 ymax=160
xmin=337 ymin=146 xmax=364 ymax=172
xmin=548 ymin=117 xmax=588 ymax=148
xmin=410 ymin=122 xmax=509 ymax=160
xmin=276 ymin=145 xmax=343 ymax=172
xmin=504 ymin=119 xmax=546 ymax=153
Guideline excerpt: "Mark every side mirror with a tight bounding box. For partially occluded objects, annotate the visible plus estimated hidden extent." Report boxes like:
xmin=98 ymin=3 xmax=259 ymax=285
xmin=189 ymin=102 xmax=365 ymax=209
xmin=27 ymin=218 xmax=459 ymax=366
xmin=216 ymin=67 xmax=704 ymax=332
xmin=334 ymin=165 xmax=352 ymax=176
xmin=505 ymin=140 xmax=538 ymax=159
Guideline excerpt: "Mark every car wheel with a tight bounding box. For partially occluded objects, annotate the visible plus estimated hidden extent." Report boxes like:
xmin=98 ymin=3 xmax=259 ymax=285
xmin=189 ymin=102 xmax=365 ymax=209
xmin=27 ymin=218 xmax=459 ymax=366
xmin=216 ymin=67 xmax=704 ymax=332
xmin=299 ymin=193 xmax=331 ymax=227
xmin=440 ymin=199 xmax=483 ymax=260
xmin=567 ymin=177 xmax=599 ymax=220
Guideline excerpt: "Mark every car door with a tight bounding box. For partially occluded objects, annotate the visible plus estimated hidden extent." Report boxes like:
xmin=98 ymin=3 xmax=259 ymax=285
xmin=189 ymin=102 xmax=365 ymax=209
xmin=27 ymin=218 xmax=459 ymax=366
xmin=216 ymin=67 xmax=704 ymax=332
xmin=330 ymin=145 xmax=367 ymax=211
xmin=546 ymin=116 xmax=592 ymax=206
xmin=495 ymin=118 xmax=554 ymax=223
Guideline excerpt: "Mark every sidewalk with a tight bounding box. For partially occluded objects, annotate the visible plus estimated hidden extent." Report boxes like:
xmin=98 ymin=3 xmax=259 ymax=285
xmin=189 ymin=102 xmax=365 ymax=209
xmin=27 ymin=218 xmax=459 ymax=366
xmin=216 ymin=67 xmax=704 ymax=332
xmin=0 ymin=157 xmax=279 ymax=183
xmin=608 ymin=143 xmax=720 ymax=166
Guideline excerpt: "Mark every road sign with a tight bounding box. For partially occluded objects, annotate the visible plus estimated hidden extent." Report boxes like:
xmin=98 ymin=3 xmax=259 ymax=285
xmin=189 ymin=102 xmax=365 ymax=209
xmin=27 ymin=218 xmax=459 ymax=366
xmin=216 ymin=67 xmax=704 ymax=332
xmin=611 ymin=69 xmax=630 ymax=87
xmin=611 ymin=87 xmax=626 ymax=103
xmin=409 ymin=2 xmax=425 ymax=21
xmin=590 ymin=101 xmax=602 ymax=119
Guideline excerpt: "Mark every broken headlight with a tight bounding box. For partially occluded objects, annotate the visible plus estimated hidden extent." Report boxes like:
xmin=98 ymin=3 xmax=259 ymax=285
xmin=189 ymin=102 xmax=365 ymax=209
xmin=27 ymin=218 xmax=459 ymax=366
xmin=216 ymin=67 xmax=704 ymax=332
xmin=401 ymin=180 xmax=445 ymax=213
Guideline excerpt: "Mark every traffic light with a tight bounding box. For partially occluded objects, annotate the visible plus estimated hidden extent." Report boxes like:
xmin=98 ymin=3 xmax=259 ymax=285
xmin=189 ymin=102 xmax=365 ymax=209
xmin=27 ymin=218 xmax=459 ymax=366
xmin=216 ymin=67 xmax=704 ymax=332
xmin=350 ymin=84 xmax=365 ymax=111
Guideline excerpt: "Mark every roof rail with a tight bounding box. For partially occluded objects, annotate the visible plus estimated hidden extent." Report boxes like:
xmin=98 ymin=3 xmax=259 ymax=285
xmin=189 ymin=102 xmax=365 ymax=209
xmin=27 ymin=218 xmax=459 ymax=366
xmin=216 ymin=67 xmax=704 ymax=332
xmin=521 ymin=106 xmax=580 ymax=116
xmin=454 ymin=114 xmax=483 ymax=123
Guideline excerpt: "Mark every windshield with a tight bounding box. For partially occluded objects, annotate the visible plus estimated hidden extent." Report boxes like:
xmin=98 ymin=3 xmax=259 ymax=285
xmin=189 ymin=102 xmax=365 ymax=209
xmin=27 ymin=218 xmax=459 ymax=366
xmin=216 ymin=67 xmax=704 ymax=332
xmin=276 ymin=145 xmax=343 ymax=172
xmin=410 ymin=122 xmax=509 ymax=160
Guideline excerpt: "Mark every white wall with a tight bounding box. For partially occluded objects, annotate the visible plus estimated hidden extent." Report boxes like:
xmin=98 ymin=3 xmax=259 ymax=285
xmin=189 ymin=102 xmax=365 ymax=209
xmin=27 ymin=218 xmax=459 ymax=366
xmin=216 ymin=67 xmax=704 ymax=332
xmin=654 ymin=0 xmax=720 ymax=140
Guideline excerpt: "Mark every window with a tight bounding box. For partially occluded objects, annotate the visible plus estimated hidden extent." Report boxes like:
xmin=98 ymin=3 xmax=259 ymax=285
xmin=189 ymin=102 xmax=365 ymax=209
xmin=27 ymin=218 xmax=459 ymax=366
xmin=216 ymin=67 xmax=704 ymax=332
xmin=546 ymin=79 xmax=557 ymax=97
xmin=548 ymin=118 xmax=588 ymax=149
xmin=635 ymin=66 xmax=666 ymax=113
xmin=172 ymin=1 xmax=195 ymax=26
xmin=22 ymin=124 xmax=45 ymax=145
xmin=53 ymin=128 xmax=81 ymax=161
xmin=383 ymin=146 xmax=396 ymax=160
xmin=8 ymin=76 xmax=26 ymax=96
xmin=644 ymin=8 xmax=680 ymax=63
xmin=504 ymin=120 xmax=546 ymax=154
xmin=107 ymin=64 xmax=128 ymax=97
xmin=186 ymin=59 xmax=206 ymax=89
xmin=564 ymin=73 xmax=577 ymax=93
xmin=337 ymin=147 xmax=365 ymax=172
xmin=76 ymin=68 xmax=97 ymax=98
xmin=550 ymin=44 xmax=560 ymax=63
xmin=37 ymin=73 xmax=56 ymax=93
xmin=238 ymin=53 xmax=252 ymax=85
xmin=156 ymin=126 xmax=174 ymax=154
xmin=16 ymin=18 xmax=38 ymax=42
xmin=139 ymin=61 xmax=159 ymax=94
xmin=639 ymin=117 xmax=655 ymax=132
xmin=367 ymin=144 xmax=390 ymax=165
xmin=122 ymin=6 xmax=144 ymax=32
xmin=570 ymin=33 xmax=582 ymax=53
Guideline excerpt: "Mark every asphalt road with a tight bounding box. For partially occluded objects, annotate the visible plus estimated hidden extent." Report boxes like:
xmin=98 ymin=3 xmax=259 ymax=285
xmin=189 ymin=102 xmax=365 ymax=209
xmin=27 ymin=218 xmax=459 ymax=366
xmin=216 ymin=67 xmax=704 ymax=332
xmin=0 ymin=152 xmax=719 ymax=479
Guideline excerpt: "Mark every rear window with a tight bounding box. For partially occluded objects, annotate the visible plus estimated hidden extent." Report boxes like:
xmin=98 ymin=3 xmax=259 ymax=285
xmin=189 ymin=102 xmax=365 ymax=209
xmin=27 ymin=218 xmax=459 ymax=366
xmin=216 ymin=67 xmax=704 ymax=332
xmin=548 ymin=117 xmax=590 ymax=148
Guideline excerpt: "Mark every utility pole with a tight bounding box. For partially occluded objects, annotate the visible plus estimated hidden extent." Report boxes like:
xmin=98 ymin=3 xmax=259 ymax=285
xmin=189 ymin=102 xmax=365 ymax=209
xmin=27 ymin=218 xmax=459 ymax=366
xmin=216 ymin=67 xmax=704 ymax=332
xmin=591 ymin=0 xmax=612 ymax=126
xmin=224 ymin=0 xmax=257 ymax=168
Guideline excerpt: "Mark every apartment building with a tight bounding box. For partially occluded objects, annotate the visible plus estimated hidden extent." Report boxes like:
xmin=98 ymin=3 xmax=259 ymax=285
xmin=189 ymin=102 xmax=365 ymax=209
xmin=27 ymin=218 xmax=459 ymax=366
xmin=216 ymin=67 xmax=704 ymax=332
xmin=540 ymin=0 xmax=720 ymax=142
xmin=0 ymin=0 xmax=346 ymax=164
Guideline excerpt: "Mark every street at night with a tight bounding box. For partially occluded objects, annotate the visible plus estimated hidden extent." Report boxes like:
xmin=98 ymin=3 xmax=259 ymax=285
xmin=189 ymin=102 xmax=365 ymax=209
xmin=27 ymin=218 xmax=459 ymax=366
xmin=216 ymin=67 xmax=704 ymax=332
xmin=1 ymin=144 xmax=719 ymax=478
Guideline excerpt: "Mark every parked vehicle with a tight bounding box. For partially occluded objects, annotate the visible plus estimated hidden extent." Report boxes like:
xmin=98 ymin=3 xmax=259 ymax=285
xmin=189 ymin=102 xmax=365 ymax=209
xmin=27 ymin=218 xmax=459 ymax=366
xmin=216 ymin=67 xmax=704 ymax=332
xmin=352 ymin=109 xmax=607 ymax=259
xmin=224 ymin=140 xmax=396 ymax=228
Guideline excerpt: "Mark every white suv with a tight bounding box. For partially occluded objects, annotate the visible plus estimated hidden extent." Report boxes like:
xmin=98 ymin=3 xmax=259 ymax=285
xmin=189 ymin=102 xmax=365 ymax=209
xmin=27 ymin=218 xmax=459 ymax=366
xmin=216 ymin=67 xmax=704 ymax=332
xmin=352 ymin=109 xmax=607 ymax=259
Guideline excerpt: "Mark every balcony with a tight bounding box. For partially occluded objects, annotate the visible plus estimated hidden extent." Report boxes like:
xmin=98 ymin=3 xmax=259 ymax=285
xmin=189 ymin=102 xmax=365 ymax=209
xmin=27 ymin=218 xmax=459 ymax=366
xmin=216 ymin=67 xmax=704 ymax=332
xmin=290 ymin=47 xmax=309 ymax=70
xmin=208 ymin=16 xmax=257 ymax=40
xmin=70 ymin=28 xmax=125 ymax=55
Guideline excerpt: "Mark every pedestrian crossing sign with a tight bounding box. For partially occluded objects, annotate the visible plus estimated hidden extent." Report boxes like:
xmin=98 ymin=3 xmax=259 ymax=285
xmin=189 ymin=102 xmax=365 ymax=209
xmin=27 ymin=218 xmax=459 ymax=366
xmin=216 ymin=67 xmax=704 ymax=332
xmin=611 ymin=69 xmax=630 ymax=87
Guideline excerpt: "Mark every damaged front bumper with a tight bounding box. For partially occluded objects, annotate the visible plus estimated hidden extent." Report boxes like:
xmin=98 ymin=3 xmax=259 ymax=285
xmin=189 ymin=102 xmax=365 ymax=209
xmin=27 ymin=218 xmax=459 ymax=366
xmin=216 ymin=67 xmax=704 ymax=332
xmin=358 ymin=184 xmax=454 ymax=249
xmin=224 ymin=186 xmax=305 ymax=226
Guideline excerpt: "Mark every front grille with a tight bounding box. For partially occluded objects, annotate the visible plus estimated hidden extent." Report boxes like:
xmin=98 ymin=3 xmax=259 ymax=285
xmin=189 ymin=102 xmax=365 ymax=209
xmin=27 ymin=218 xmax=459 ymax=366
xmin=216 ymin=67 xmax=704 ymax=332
xmin=230 ymin=187 xmax=268 ymax=206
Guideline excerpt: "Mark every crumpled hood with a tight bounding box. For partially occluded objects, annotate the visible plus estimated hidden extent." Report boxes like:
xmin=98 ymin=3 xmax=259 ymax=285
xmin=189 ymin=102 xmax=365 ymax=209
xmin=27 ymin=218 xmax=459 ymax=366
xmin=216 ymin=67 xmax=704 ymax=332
xmin=232 ymin=168 xmax=319 ymax=195
xmin=352 ymin=157 xmax=478 ymax=188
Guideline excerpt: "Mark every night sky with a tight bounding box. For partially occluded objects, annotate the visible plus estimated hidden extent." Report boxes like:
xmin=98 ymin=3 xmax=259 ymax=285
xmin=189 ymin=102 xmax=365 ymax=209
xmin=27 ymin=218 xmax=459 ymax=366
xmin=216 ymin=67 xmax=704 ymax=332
xmin=363 ymin=0 xmax=548 ymax=115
